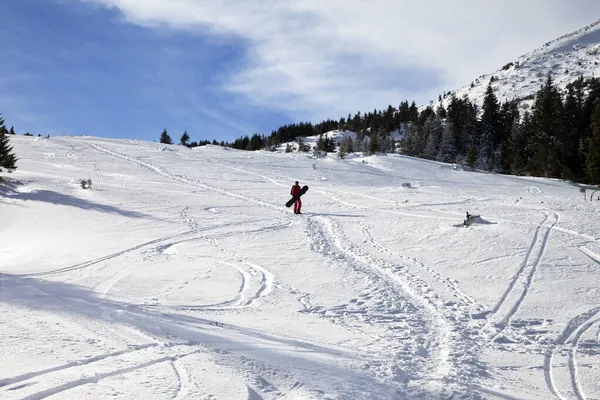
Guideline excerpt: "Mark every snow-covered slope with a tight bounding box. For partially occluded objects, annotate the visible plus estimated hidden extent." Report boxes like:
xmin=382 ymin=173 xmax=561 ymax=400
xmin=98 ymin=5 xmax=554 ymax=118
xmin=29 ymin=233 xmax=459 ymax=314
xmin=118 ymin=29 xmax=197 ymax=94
xmin=429 ymin=18 xmax=600 ymax=112
xmin=1 ymin=135 xmax=599 ymax=399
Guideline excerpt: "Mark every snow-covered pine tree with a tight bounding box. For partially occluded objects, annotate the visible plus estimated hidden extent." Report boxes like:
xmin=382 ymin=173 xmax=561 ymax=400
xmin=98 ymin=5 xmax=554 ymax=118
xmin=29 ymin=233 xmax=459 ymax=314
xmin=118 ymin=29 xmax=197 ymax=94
xmin=378 ymin=131 xmax=392 ymax=153
xmin=339 ymin=136 xmax=354 ymax=154
xmin=423 ymin=115 xmax=443 ymax=160
xmin=437 ymin=121 xmax=457 ymax=163
xmin=400 ymin=124 xmax=422 ymax=156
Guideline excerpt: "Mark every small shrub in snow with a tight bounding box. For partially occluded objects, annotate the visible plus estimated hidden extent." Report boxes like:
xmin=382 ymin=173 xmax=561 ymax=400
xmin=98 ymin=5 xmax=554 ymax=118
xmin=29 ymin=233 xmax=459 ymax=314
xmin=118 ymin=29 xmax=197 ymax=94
xmin=79 ymin=178 xmax=92 ymax=189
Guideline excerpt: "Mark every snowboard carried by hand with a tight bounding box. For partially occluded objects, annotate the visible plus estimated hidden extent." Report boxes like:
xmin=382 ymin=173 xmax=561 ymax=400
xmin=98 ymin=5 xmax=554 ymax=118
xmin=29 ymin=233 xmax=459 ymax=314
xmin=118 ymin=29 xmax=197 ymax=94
xmin=286 ymin=185 xmax=308 ymax=207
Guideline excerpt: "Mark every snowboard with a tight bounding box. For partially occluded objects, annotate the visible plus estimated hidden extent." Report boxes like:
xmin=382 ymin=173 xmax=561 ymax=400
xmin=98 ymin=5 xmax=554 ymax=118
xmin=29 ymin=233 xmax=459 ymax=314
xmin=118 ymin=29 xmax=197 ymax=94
xmin=286 ymin=185 xmax=309 ymax=207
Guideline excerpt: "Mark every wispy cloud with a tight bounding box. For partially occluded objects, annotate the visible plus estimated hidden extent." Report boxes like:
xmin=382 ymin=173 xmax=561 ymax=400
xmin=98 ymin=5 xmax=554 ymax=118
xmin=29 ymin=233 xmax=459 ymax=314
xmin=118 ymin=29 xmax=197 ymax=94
xmin=79 ymin=0 xmax=600 ymax=121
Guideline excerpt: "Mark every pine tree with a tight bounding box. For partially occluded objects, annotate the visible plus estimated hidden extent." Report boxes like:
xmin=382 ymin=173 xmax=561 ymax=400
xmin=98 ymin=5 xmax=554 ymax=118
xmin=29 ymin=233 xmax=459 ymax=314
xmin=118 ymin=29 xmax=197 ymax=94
xmin=9 ymin=126 xmax=15 ymax=135
xmin=477 ymin=124 xmax=494 ymax=171
xmin=368 ymin=133 xmax=380 ymax=155
xmin=510 ymin=116 xmax=528 ymax=175
xmin=585 ymin=102 xmax=600 ymax=183
xmin=160 ymin=128 xmax=173 ymax=144
xmin=423 ymin=115 xmax=443 ymax=159
xmin=437 ymin=121 xmax=457 ymax=163
xmin=529 ymin=74 xmax=564 ymax=177
xmin=180 ymin=130 xmax=190 ymax=146
xmin=498 ymin=101 xmax=520 ymax=173
xmin=0 ymin=116 xmax=18 ymax=181
xmin=465 ymin=144 xmax=477 ymax=169
xmin=400 ymin=124 xmax=422 ymax=156
xmin=378 ymin=131 xmax=392 ymax=153
xmin=562 ymin=85 xmax=585 ymax=179
xmin=481 ymin=83 xmax=501 ymax=148
xmin=249 ymin=133 xmax=263 ymax=151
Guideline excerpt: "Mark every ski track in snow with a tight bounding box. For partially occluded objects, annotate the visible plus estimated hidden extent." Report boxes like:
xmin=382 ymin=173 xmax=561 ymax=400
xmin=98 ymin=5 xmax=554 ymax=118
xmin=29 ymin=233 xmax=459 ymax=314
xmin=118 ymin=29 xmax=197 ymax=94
xmin=304 ymin=215 xmax=463 ymax=396
xmin=480 ymin=210 xmax=560 ymax=341
xmin=88 ymin=143 xmax=283 ymax=212
xmin=0 ymin=274 xmax=366 ymax=400
xmin=34 ymin=141 xmax=282 ymax=311
xmin=4 ymin=136 xmax=600 ymax=398
xmin=86 ymin=143 xmax=280 ymax=307
xmin=544 ymin=307 xmax=600 ymax=400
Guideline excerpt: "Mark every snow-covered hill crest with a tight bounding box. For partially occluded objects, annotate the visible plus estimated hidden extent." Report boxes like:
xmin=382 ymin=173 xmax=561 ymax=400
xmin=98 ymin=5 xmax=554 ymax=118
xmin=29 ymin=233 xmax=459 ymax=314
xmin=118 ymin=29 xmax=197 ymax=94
xmin=430 ymin=18 xmax=600 ymax=112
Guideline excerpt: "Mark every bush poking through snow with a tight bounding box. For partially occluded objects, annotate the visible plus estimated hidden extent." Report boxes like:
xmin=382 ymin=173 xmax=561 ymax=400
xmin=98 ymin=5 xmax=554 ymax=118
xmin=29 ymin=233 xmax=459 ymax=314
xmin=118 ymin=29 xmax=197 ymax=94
xmin=79 ymin=178 xmax=92 ymax=189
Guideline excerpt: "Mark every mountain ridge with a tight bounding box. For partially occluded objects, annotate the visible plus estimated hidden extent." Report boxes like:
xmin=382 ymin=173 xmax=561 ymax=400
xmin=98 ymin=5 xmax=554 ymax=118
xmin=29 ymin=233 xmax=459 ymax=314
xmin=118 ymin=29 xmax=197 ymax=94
xmin=427 ymin=18 xmax=600 ymax=113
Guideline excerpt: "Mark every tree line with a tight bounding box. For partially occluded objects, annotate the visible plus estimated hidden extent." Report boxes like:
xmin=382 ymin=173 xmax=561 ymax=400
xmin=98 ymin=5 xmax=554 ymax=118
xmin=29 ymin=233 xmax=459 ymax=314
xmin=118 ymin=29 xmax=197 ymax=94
xmin=177 ymin=74 xmax=599 ymax=184
xmin=402 ymin=75 xmax=600 ymax=183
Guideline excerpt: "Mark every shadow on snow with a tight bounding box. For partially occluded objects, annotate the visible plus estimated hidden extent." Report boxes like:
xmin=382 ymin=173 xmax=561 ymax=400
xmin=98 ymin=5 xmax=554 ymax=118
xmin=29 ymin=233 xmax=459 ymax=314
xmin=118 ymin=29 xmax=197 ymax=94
xmin=0 ymin=181 xmax=154 ymax=220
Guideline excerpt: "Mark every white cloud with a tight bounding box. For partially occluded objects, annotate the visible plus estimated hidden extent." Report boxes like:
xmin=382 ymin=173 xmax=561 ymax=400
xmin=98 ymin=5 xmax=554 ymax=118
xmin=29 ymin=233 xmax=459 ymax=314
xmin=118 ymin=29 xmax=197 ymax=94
xmin=81 ymin=0 xmax=600 ymax=121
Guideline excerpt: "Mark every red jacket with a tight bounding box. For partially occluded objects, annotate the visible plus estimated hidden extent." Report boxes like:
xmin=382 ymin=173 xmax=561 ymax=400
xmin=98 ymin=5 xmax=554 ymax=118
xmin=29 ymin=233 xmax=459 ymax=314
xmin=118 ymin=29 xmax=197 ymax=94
xmin=291 ymin=184 xmax=301 ymax=196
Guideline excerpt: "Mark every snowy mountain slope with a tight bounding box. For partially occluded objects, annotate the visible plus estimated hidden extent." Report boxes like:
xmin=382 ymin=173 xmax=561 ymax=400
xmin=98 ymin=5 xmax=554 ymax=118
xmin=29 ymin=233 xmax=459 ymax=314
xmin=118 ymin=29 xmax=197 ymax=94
xmin=1 ymin=135 xmax=600 ymax=399
xmin=428 ymin=18 xmax=600 ymax=112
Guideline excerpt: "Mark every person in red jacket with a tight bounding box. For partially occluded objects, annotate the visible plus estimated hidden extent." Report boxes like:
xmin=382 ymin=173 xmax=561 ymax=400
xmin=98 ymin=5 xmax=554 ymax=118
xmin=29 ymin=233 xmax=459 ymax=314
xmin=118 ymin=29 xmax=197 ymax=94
xmin=291 ymin=181 xmax=302 ymax=214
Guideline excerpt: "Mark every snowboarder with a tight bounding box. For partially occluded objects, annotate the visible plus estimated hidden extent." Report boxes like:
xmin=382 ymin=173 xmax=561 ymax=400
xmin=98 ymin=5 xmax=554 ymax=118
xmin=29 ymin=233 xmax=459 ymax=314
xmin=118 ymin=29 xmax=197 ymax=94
xmin=291 ymin=181 xmax=302 ymax=214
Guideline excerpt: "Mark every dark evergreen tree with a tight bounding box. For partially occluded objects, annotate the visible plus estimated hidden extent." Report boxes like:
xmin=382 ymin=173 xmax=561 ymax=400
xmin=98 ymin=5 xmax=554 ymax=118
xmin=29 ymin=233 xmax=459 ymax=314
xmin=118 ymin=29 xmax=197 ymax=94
xmin=462 ymin=101 xmax=480 ymax=153
xmin=481 ymin=83 xmax=501 ymax=148
xmin=180 ymin=130 xmax=190 ymax=146
xmin=498 ymin=100 xmax=520 ymax=173
xmin=477 ymin=124 xmax=495 ymax=171
xmin=509 ymin=113 xmax=529 ymax=175
xmin=160 ymin=129 xmax=173 ymax=144
xmin=0 ymin=116 xmax=18 ymax=180
xmin=561 ymin=85 xmax=585 ymax=179
xmin=465 ymin=144 xmax=477 ymax=169
xmin=409 ymin=101 xmax=419 ymax=122
xmin=368 ymin=133 xmax=380 ymax=155
xmin=248 ymin=133 xmax=264 ymax=151
xmin=9 ymin=126 xmax=15 ymax=135
xmin=528 ymin=74 xmax=564 ymax=177
xmin=400 ymin=123 xmax=422 ymax=156
xmin=423 ymin=115 xmax=443 ymax=159
xmin=436 ymin=105 xmax=447 ymax=119
xmin=316 ymin=133 xmax=335 ymax=152
xmin=585 ymin=101 xmax=600 ymax=183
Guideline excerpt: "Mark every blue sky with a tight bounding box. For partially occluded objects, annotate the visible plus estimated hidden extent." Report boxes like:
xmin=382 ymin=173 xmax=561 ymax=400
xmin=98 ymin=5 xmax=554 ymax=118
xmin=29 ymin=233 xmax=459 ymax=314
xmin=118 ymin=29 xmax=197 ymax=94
xmin=2 ymin=0 xmax=600 ymax=143
xmin=0 ymin=0 xmax=287 ymax=142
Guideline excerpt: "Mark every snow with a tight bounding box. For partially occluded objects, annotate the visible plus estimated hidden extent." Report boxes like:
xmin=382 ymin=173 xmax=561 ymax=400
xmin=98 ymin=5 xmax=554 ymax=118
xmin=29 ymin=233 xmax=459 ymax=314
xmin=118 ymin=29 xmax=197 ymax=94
xmin=280 ymin=130 xmax=358 ymax=152
xmin=1 ymin=134 xmax=600 ymax=399
xmin=426 ymin=18 xmax=600 ymax=114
